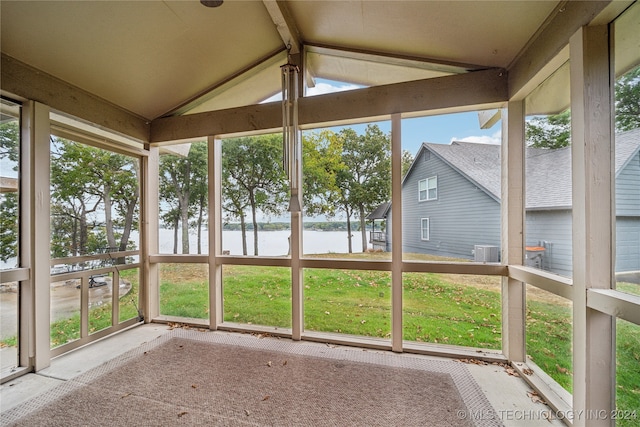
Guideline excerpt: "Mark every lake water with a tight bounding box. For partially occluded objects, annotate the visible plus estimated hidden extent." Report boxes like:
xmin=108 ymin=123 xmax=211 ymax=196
xmin=0 ymin=230 xmax=367 ymax=270
xmin=158 ymin=229 xmax=365 ymax=256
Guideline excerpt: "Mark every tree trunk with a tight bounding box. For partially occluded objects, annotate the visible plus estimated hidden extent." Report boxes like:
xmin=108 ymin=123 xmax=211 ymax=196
xmin=240 ymin=213 xmax=248 ymax=256
xmin=72 ymin=216 xmax=79 ymax=256
xmin=346 ymin=213 xmax=353 ymax=253
xmin=196 ymin=194 xmax=204 ymax=255
xmin=176 ymin=161 xmax=191 ymax=254
xmin=172 ymin=215 xmax=179 ymax=254
xmin=117 ymin=200 xmax=137 ymax=264
xmin=180 ymin=203 xmax=189 ymax=254
xmin=359 ymin=205 xmax=367 ymax=252
xmin=250 ymin=195 xmax=259 ymax=256
xmin=79 ymin=207 xmax=88 ymax=255
xmin=104 ymin=184 xmax=117 ymax=250
xmin=119 ymin=164 xmax=140 ymax=261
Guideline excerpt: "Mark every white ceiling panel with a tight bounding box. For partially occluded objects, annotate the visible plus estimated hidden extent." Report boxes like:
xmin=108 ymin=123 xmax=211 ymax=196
xmin=1 ymin=1 xmax=283 ymax=120
xmin=2 ymin=0 xmax=573 ymax=122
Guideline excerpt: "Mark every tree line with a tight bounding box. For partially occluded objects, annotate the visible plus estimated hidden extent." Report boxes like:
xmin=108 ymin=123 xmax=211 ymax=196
xmin=1 ymin=65 xmax=635 ymax=263
xmin=526 ymin=65 xmax=639 ymax=148
xmin=159 ymin=124 xmax=395 ymax=256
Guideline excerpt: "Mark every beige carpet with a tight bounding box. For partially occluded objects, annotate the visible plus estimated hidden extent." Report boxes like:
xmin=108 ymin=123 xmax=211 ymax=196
xmin=1 ymin=329 xmax=503 ymax=426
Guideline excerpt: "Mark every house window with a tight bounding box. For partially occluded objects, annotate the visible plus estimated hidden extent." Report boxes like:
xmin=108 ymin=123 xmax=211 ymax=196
xmin=418 ymin=176 xmax=437 ymax=201
xmin=421 ymin=218 xmax=430 ymax=240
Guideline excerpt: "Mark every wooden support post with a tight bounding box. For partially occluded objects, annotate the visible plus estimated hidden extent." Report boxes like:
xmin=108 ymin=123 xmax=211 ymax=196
xmin=570 ymin=25 xmax=615 ymax=427
xmin=291 ymin=209 xmax=303 ymax=340
xmin=20 ymin=101 xmax=51 ymax=371
xmin=391 ymin=113 xmax=403 ymax=352
xmin=142 ymin=146 xmax=160 ymax=322
xmin=209 ymin=136 xmax=223 ymax=329
xmin=501 ymin=102 xmax=526 ymax=362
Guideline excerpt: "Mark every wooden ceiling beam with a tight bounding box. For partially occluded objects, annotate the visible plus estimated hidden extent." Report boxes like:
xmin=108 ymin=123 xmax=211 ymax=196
xmin=262 ymin=0 xmax=301 ymax=54
xmin=149 ymin=68 xmax=507 ymax=143
xmin=1 ymin=54 xmax=150 ymax=142
xmin=507 ymin=1 xmax=613 ymax=100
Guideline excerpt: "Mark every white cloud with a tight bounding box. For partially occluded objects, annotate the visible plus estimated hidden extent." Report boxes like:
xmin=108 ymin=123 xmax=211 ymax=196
xmin=451 ymin=130 xmax=502 ymax=145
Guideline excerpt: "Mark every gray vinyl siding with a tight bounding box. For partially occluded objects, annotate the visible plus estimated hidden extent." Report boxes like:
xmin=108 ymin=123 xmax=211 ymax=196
xmin=402 ymin=151 xmax=500 ymax=260
xmin=394 ymin=144 xmax=639 ymax=273
xmin=614 ymin=153 xmax=640 ymax=271
xmin=525 ymin=210 xmax=573 ymax=277
xmin=616 ymin=152 xmax=640 ymax=216
xmin=616 ymin=217 xmax=640 ymax=271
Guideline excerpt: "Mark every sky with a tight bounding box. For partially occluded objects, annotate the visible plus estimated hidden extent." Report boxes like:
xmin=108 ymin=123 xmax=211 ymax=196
xmin=289 ymin=79 xmax=503 ymax=156
xmin=258 ymin=78 xmax=504 ymax=222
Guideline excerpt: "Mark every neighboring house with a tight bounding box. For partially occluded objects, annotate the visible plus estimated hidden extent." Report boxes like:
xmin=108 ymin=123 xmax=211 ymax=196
xmin=366 ymin=202 xmax=391 ymax=252
xmin=376 ymin=128 xmax=640 ymax=276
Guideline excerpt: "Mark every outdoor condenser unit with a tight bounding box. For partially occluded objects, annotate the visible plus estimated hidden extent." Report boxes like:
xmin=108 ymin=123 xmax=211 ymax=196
xmin=474 ymin=245 xmax=499 ymax=262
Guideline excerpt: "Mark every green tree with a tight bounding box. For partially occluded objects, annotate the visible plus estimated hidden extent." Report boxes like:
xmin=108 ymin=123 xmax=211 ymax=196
xmin=335 ymin=125 xmax=391 ymax=253
xmin=0 ymin=192 xmax=18 ymax=264
xmin=0 ymin=121 xmax=19 ymax=264
xmin=159 ymin=142 xmax=207 ymax=254
xmin=50 ymin=139 xmax=104 ymax=256
xmin=615 ymin=65 xmax=640 ymax=132
xmin=525 ymin=110 xmax=571 ymax=149
xmin=402 ymin=149 xmax=414 ymax=179
xmin=222 ymin=135 xmax=287 ymax=256
xmin=188 ymin=143 xmax=208 ymax=254
xmin=525 ymin=64 xmax=640 ymax=148
xmin=50 ymin=139 xmax=139 ymax=261
xmin=96 ymin=153 xmax=140 ymax=262
xmin=302 ymin=129 xmax=343 ymax=218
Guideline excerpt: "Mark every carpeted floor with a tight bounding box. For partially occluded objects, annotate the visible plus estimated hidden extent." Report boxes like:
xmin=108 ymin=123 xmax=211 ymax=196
xmin=1 ymin=329 xmax=503 ymax=426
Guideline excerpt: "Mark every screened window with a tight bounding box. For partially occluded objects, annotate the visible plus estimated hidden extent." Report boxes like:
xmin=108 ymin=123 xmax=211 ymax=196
xmin=420 ymin=218 xmax=430 ymax=241
xmin=418 ymin=176 xmax=437 ymax=201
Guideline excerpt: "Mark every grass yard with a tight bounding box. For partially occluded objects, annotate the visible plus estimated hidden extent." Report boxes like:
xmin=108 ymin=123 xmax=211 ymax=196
xmin=1 ymin=258 xmax=637 ymax=423
xmin=49 ymin=269 xmax=141 ymax=348
xmin=157 ymin=259 xmax=638 ymax=422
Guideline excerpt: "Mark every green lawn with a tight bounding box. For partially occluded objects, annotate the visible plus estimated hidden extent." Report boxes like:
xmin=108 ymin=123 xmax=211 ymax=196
xmin=49 ymin=268 xmax=140 ymax=348
xmin=157 ymin=261 xmax=638 ymax=422
xmin=2 ymin=261 xmax=637 ymax=424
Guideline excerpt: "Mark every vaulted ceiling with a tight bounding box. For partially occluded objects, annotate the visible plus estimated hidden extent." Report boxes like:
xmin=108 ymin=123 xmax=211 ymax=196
xmin=1 ymin=0 xmax=561 ymax=120
xmin=0 ymin=1 xmax=634 ymax=141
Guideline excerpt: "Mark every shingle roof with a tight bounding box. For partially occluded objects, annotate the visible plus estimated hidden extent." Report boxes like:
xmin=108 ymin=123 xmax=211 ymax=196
xmin=366 ymin=202 xmax=391 ymax=220
xmin=416 ymin=127 xmax=640 ymax=209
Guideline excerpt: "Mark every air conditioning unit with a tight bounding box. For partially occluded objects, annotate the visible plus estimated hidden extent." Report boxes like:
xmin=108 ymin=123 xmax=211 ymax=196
xmin=474 ymin=245 xmax=499 ymax=262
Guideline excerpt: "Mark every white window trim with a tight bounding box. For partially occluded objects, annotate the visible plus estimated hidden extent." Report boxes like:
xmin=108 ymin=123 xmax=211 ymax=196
xmin=418 ymin=176 xmax=437 ymax=201
xmin=421 ymin=218 xmax=430 ymax=241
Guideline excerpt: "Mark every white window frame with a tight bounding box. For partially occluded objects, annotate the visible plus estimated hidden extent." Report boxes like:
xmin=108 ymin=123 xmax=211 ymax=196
xmin=420 ymin=218 xmax=430 ymax=241
xmin=418 ymin=176 xmax=437 ymax=201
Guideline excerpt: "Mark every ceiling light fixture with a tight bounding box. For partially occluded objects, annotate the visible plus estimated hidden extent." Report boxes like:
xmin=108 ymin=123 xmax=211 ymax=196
xmin=281 ymin=45 xmax=301 ymax=213
xmin=200 ymin=0 xmax=223 ymax=8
